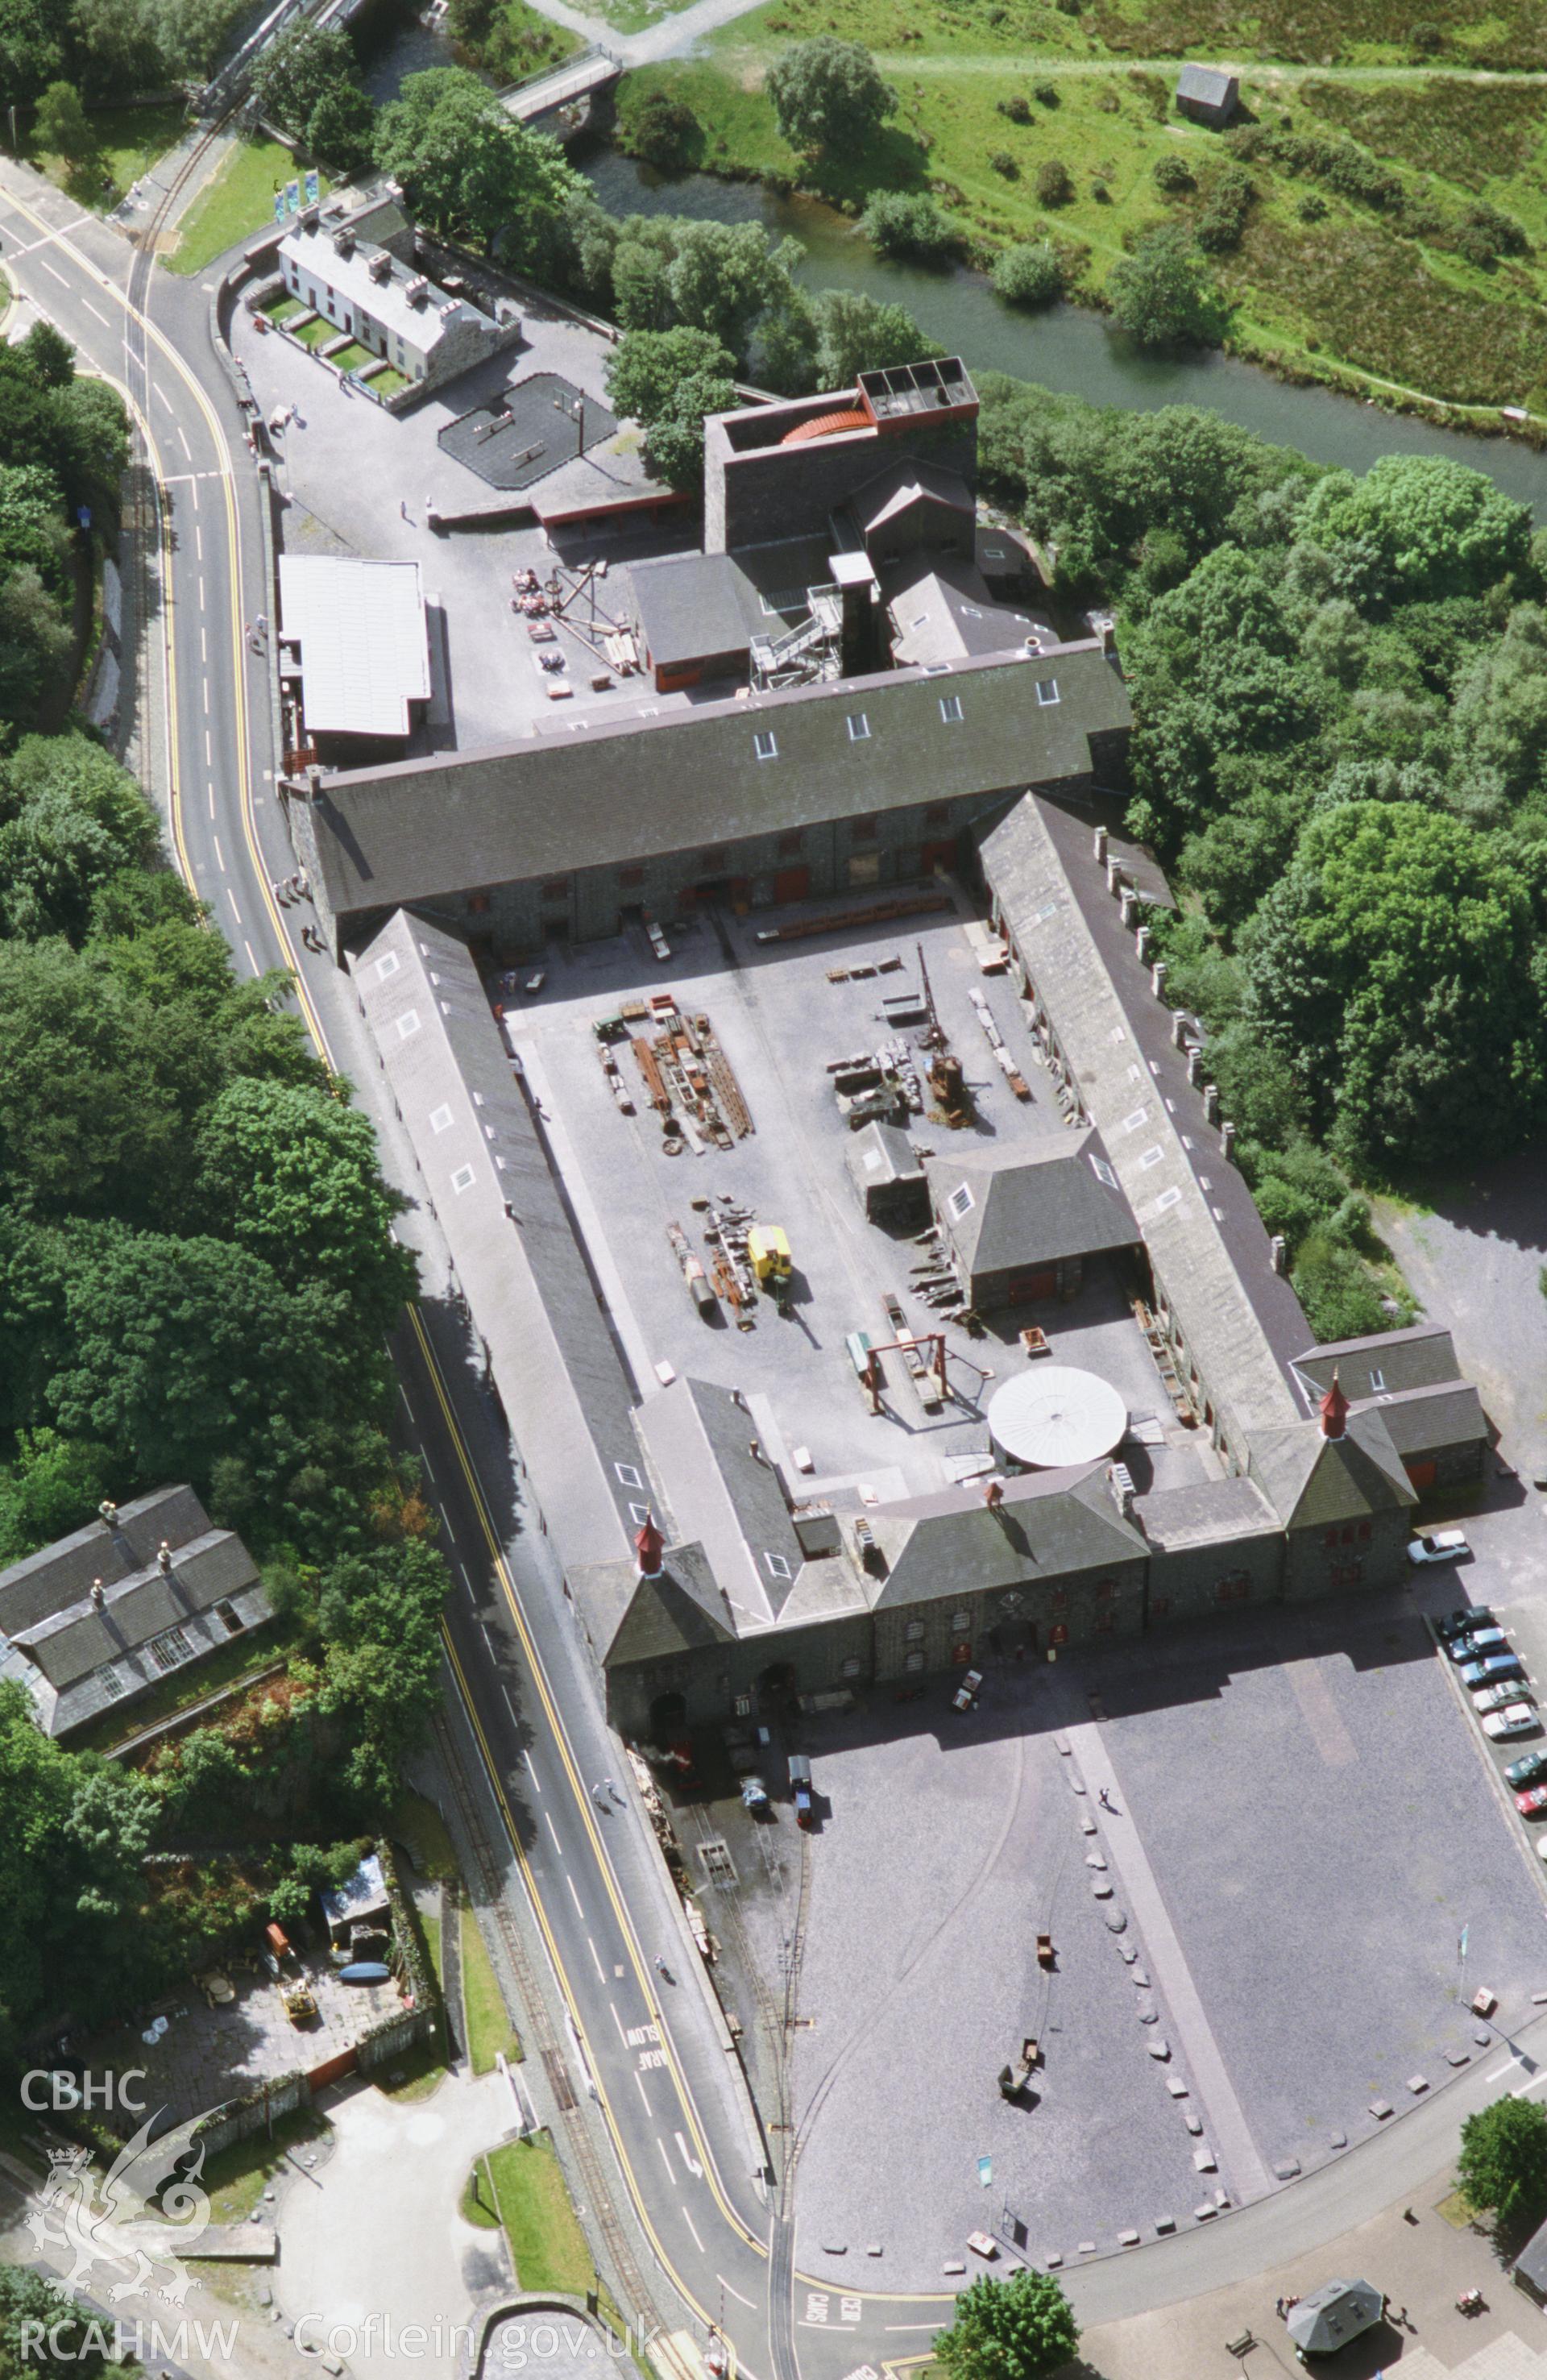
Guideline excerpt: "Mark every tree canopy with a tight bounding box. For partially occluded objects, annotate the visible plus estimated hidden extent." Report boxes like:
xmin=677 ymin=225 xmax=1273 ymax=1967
xmin=765 ymin=38 xmax=897 ymax=160
xmin=1458 ymin=2095 xmax=1547 ymax=2226
xmin=373 ymin=67 xmax=579 ymax=271
xmin=1107 ymin=226 xmax=1226 ymax=348
xmin=933 ymin=2269 xmax=1080 ymax=2380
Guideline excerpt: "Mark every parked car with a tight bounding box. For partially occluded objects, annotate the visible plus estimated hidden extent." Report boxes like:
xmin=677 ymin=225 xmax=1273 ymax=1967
xmin=1517 ymin=1786 xmax=1547 ymax=1817
xmin=1474 ymin=1680 xmax=1531 ymax=1716
xmin=953 ymin=1668 xmax=984 ymax=1712
xmin=1409 ymin=1531 xmax=1470 ymax=1566
xmin=740 ymin=1775 xmax=770 ymax=1815
xmin=1507 ymin=1749 xmax=1547 ymax=1789
xmin=788 ymin=1753 xmax=814 ymax=1830
xmin=1462 ymin=1655 xmax=1524 ymax=1689
xmin=1437 ymin=1605 xmax=1496 ymax=1643
xmin=1448 ymin=1628 xmax=1510 ymax=1664
xmin=1483 ymin=1705 xmax=1541 ymax=1741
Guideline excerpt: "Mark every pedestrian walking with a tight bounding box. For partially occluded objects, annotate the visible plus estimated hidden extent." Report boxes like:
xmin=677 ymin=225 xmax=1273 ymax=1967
xmin=607 ymin=1776 xmax=624 ymax=1805
xmin=400 ymin=499 xmax=411 ymax=522
xmin=592 ymin=1782 xmax=609 ymax=1812
xmin=1098 ymin=1787 xmax=1117 ymax=1813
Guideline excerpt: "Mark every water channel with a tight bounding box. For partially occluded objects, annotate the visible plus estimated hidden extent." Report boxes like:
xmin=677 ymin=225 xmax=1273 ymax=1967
xmin=361 ymin=0 xmax=1547 ymax=511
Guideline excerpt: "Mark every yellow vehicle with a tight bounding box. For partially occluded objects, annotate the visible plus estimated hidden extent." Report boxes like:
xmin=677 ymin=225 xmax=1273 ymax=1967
xmin=747 ymin=1226 xmax=791 ymax=1292
xmin=280 ymin=1981 xmax=317 ymax=2025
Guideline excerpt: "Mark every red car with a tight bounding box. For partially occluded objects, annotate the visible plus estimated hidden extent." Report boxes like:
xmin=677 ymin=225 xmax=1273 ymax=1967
xmin=1519 ymin=1785 xmax=1547 ymax=1817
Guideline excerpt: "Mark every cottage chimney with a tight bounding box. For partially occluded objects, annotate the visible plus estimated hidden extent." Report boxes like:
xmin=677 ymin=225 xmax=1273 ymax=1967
xmin=634 ymin=1511 xmax=665 ymax=1578
xmin=1093 ymin=825 xmax=1108 ymax=867
xmin=1270 ymin=1234 xmax=1287 ymax=1273
xmin=1119 ymin=888 xmax=1137 ymax=928
xmin=1171 ymin=1010 xmax=1188 ymax=1049
xmin=89 ymin=1579 xmax=105 ymax=1608
xmin=1187 ymin=1047 xmax=1205 ymax=1089
xmin=1203 ymin=1084 xmax=1221 ymax=1125
xmin=1320 ymin=1371 xmax=1349 ymax=1442
xmin=157 ymin=1540 xmax=173 ymax=1573
xmin=97 ymin=1499 xmax=118 ymax=1527
xmin=1105 ymin=858 xmax=1123 ymax=898
xmin=1221 ymin=1119 xmax=1237 ymax=1161
xmin=1151 ymin=959 xmax=1168 ymax=999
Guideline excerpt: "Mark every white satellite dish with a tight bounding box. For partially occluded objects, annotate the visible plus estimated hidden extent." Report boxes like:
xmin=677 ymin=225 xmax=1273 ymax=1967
xmin=987 ymin=1366 xmax=1128 ymax=1470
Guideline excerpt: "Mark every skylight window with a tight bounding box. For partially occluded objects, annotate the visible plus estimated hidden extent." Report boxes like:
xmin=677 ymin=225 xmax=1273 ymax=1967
xmin=753 ymin=729 xmax=778 ymax=761
xmin=939 ymin=693 xmax=964 ymax=724
xmin=765 ymin=1552 xmax=792 ymax=1580
xmin=1369 ymin=1368 xmax=1386 ymax=1393
xmin=429 ymin=1104 xmax=454 ymax=1133
xmin=450 ymin=1165 xmax=476 ymax=1193
xmin=1036 ymin=679 xmax=1060 ymax=706
xmin=615 ymin=1462 xmax=643 ymax=1489
xmin=948 ymin=1182 xmax=974 ymax=1219
xmin=1090 ymin=1155 xmax=1119 ymax=1190
xmin=396 ymin=1009 xmax=421 ymax=1040
xmin=846 ymin=713 xmax=870 ymax=741
xmin=147 ymin=1626 xmax=195 ymax=1673
xmin=375 ymin=950 xmax=400 ymax=981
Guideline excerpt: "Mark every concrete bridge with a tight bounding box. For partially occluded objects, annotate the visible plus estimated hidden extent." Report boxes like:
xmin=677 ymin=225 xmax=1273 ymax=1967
xmin=500 ymin=44 xmax=623 ymax=131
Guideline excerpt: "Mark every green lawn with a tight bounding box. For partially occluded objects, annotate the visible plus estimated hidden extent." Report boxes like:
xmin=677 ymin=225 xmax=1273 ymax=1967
xmin=266 ymin=294 xmax=303 ymax=324
xmin=481 ymin=2134 xmax=595 ymax=2292
xmin=368 ymin=366 xmax=412 ymax=397
xmin=330 ymin=340 xmax=374 ymax=372
xmin=166 ymin=139 xmax=323 ymax=277
xmin=291 ymin=314 xmax=334 ymax=349
xmin=27 ymin=102 xmax=189 ymax=211
xmin=196 ymin=2108 xmax=327 ymax=2225
xmin=462 ymin=1904 xmax=522 ymax=2074
xmin=627 ymin=15 xmax=1547 ymax=412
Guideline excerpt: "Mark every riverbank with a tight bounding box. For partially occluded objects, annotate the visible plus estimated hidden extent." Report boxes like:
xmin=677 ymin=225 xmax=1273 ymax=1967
xmin=614 ymin=9 xmax=1547 ymax=419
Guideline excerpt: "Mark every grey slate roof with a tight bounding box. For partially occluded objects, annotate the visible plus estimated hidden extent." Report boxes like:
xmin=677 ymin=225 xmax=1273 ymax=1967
xmin=845 ymin=1119 xmax=922 ymax=1201
xmin=1176 ymin=63 xmax=1238 ymax=107
xmin=979 ymin=792 xmax=1309 ymax=1448
xmin=1248 ymin=1410 xmax=1415 ymax=1532
xmin=1515 ymin=2217 xmax=1547 ymax=2296
xmin=867 ymin=1464 xmax=1147 ymax=1606
xmin=1136 ymin=1472 xmax=1282 ymax=1552
xmin=1355 ymin=1380 xmax=1487 ymax=1458
xmin=350 ymin=912 xmax=641 ymax=1580
xmin=586 ymin=1540 xmax=737 ymax=1668
xmin=308 ymin=642 xmax=1131 ymax=928
xmin=935 ymin=1125 xmax=1139 ymax=1280
xmin=886 ymin=561 xmax=1038 ymax=669
xmin=852 ymin=460 xmax=973 ymax=542
xmin=636 ymin=1378 xmax=808 ymax=1629
xmin=15 ymin=1533 xmax=259 ymax=1685
xmin=1292 ymin=1323 xmax=1462 ymax=1404
xmin=0 ymin=1484 xmax=207 ymax=1641
xmin=630 ymin=552 xmax=767 ymax=671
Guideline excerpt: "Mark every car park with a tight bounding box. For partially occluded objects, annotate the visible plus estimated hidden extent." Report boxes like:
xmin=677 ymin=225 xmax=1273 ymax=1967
xmin=1437 ymin=1605 xmax=1495 ymax=1643
xmin=1462 ymin=1655 xmax=1524 ymax=1689
xmin=1483 ymin=1705 xmax=1541 ymax=1741
xmin=1507 ymin=1749 xmax=1547 ymax=1790
xmin=1409 ymin=1531 xmax=1470 ymax=1566
xmin=1518 ymin=1786 xmax=1547 ymax=1817
xmin=1448 ymin=1628 xmax=1510 ymax=1664
xmin=1473 ymin=1681 xmax=1528 ymax=1716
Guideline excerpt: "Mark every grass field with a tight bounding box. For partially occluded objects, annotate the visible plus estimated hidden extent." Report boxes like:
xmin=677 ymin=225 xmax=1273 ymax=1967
xmin=27 ymin=102 xmax=189 ymax=211
xmin=622 ymin=14 xmax=1547 ymax=411
xmin=481 ymin=2134 xmax=594 ymax=2293
xmin=166 ymin=139 xmax=321 ymax=277
xmin=462 ymin=1904 xmax=522 ymax=2073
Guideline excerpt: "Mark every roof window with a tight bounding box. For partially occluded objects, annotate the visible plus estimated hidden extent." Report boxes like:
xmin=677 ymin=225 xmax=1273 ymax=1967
xmin=1036 ymin=678 xmax=1060 ymax=706
xmin=615 ymin=1462 xmax=643 ymax=1489
xmin=429 ymin=1104 xmax=454 ymax=1133
xmin=396 ymin=1009 xmax=421 ymax=1040
xmin=846 ymin=712 xmax=870 ymax=741
xmin=147 ymin=1626 xmax=196 ymax=1673
xmin=939 ymin=693 xmax=964 ymax=724
xmin=1090 ymin=1155 xmax=1119 ymax=1190
xmin=375 ymin=950 xmax=400 ymax=981
xmin=948 ymin=1182 xmax=974 ymax=1219
xmin=450 ymin=1165 xmax=476 ymax=1194
xmin=765 ymin=1552 xmax=792 ymax=1580
xmin=1369 ymin=1368 xmax=1385 ymax=1393
xmin=753 ymin=729 xmax=778 ymax=761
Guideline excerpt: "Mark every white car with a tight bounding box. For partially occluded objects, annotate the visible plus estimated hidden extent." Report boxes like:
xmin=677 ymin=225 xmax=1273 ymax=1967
xmin=1483 ymin=1704 xmax=1540 ymax=1741
xmin=1408 ymin=1531 xmax=1470 ymax=1566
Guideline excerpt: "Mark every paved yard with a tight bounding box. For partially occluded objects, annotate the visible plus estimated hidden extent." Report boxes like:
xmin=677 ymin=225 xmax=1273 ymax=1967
xmin=782 ymin=1589 xmax=1547 ymax=2289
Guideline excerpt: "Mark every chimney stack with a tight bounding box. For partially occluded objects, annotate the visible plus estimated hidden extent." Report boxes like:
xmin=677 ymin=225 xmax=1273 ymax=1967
xmin=1221 ymin=1119 xmax=1237 ymax=1161
xmin=1203 ymin=1085 xmax=1221 ymax=1125
xmin=1171 ymin=1010 xmax=1188 ymax=1049
xmin=1093 ymin=825 xmax=1108 ymax=867
xmin=1119 ymin=888 xmax=1137 ymax=928
xmin=1187 ymin=1047 xmax=1205 ymax=1088
xmin=1270 ymin=1234 xmax=1287 ymax=1273
xmin=97 ymin=1499 xmax=118 ymax=1527
xmin=1135 ymin=924 xmax=1151 ymax=966
xmin=1319 ymin=1371 xmax=1349 ymax=1442
xmin=1151 ymin=960 xmax=1168 ymax=999
xmin=157 ymin=1540 xmax=173 ymax=1573
xmin=89 ymin=1578 xmax=105 ymax=1608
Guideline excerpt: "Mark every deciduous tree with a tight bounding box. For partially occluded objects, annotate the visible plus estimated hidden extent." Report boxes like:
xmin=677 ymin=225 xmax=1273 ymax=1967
xmin=765 ymin=38 xmax=896 ymax=160
xmin=933 ymin=2269 xmax=1080 ymax=2380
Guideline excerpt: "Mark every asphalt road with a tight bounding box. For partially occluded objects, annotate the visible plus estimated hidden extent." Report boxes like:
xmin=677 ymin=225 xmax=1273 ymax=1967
xmin=6 ymin=154 xmax=1543 ymax=2380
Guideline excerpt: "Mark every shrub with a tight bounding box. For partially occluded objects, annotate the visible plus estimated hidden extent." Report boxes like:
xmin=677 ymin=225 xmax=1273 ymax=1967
xmin=628 ymin=92 xmax=700 ymax=168
xmin=996 ymin=93 xmax=1031 ymax=123
xmin=1033 ymin=79 xmax=1059 ymax=106
xmin=860 ymin=189 xmax=957 ymax=260
xmin=1096 ymin=86 xmax=1119 ymax=112
xmin=1152 ymin=154 xmax=1194 ymax=194
xmin=1409 ymin=18 xmax=1443 ymax=50
xmin=1297 ymin=190 xmax=1328 ymax=222
xmin=1091 ymin=177 xmax=1111 ymax=203
xmin=990 ymin=149 xmax=1018 ymax=178
xmin=1196 ymin=164 xmax=1255 ymax=253
xmin=992 ymin=242 xmax=1063 ymax=306
xmin=1035 ymin=159 xmax=1073 ymax=207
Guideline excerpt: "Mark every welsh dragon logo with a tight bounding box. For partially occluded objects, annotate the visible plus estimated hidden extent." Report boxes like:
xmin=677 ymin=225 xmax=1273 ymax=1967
xmin=26 ymin=2118 xmax=211 ymax=2305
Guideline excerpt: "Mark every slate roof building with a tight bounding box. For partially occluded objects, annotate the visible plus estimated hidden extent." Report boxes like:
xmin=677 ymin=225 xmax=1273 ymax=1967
xmin=1175 ymin=63 xmax=1240 ymax=123
xmin=277 ymin=203 xmax=516 ymax=395
xmin=1291 ymin=1324 xmax=1488 ymax=1491
xmin=0 ymin=1489 xmax=270 ymax=1738
xmin=933 ymin=1128 xmax=1141 ymax=1310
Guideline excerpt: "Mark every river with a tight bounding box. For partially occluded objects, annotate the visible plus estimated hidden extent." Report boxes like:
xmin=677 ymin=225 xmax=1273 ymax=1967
xmin=356 ymin=2 xmax=1547 ymax=510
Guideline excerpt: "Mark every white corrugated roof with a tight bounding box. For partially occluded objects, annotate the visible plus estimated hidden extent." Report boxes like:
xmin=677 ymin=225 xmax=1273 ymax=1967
xmin=279 ymin=555 xmax=429 ymax=739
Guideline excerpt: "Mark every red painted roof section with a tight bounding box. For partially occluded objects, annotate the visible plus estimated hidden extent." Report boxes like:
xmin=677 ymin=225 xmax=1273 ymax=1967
xmin=781 ymin=408 xmax=870 ymax=446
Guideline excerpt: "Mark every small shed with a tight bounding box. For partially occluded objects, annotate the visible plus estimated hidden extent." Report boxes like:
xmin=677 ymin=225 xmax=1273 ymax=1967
xmin=1286 ymin=2278 xmax=1382 ymax=2357
xmin=1514 ymin=2218 xmax=1547 ymax=2303
xmin=1175 ymin=64 xmax=1239 ymax=125
xmin=845 ymin=1120 xmax=927 ymax=1227
xmin=319 ymin=1853 xmax=390 ymax=1948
